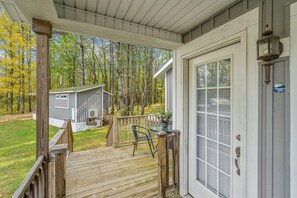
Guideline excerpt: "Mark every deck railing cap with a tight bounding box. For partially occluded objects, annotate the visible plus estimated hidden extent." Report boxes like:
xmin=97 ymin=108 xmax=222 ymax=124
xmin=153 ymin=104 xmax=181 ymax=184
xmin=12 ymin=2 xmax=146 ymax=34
xmin=157 ymin=131 xmax=168 ymax=137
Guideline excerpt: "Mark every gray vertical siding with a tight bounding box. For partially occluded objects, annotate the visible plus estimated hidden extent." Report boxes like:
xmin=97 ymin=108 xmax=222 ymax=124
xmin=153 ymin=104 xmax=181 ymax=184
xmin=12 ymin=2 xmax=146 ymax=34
xmin=183 ymin=0 xmax=296 ymax=43
xmin=49 ymin=93 xmax=75 ymax=121
xmin=77 ymin=88 xmax=102 ymax=123
xmin=166 ymin=68 xmax=173 ymax=112
xmin=260 ymin=58 xmax=290 ymax=198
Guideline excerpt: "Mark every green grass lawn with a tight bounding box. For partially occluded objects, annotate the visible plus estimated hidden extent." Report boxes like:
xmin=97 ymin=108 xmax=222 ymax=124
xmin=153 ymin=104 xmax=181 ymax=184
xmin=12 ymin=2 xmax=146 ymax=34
xmin=0 ymin=119 xmax=108 ymax=197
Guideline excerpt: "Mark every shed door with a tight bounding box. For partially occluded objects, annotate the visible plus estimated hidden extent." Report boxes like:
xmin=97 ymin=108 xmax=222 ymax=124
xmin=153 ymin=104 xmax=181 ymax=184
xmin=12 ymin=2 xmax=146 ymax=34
xmin=188 ymin=43 xmax=245 ymax=198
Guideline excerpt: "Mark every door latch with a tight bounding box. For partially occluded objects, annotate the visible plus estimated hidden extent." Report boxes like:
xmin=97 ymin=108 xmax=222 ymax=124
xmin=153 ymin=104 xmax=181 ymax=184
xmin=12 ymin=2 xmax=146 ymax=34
xmin=235 ymin=146 xmax=240 ymax=175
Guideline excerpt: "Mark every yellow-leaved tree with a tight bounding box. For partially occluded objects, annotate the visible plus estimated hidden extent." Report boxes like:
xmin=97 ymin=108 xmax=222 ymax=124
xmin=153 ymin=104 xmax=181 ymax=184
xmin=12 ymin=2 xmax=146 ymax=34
xmin=0 ymin=10 xmax=35 ymax=114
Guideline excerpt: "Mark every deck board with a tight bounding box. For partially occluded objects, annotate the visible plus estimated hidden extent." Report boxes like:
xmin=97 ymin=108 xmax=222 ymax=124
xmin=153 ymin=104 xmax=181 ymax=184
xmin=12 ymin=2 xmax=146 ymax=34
xmin=66 ymin=144 xmax=180 ymax=197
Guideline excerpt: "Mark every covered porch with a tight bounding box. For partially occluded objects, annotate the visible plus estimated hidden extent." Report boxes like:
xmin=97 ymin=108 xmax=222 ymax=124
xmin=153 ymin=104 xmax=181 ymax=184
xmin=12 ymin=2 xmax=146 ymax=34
xmin=2 ymin=0 xmax=297 ymax=198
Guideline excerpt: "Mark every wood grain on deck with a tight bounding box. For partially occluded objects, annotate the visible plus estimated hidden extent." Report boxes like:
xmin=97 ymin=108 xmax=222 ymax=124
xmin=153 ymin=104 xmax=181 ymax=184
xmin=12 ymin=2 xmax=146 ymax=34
xmin=66 ymin=144 xmax=180 ymax=198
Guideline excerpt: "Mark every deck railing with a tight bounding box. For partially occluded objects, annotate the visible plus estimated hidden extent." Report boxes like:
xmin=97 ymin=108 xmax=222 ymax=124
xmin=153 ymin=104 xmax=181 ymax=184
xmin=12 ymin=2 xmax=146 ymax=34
xmin=157 ymin=130 xmax=180 ymax=198
xmin=12 ymin=155 xmax=46 ymax=198
xmin=13 ymin=119 xmax=74 ymax=198
xmin=106 ymin=114 xmax=159 ymax=147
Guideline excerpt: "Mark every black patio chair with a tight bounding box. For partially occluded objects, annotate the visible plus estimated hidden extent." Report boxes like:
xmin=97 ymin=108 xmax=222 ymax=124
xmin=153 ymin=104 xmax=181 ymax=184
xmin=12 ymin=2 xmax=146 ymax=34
xmin=131 ymin=125 xmax=155 ymax=158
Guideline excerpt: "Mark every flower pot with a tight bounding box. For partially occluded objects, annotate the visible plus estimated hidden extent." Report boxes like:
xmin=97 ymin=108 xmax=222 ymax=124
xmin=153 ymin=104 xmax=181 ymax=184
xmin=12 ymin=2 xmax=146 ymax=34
xmin=161 ymin=121 xmax=168 ymax=128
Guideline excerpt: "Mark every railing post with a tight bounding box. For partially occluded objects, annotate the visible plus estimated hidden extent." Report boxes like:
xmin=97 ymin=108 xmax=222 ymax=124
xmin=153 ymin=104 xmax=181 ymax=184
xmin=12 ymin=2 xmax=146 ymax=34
xmin=50 ymin=144 xmax=68 ymax=198
xmin=48 ymin=153 xmax=55 ymax=198
xmin=157 ymin=131 xmax=168 ymax=198
xmin=113 ymin=117 xmax=119 ymax=148
xmin=67 ymin=120 xmax=74 ymax=152
xmin=173 ymin=130 xmax=180 ymax=193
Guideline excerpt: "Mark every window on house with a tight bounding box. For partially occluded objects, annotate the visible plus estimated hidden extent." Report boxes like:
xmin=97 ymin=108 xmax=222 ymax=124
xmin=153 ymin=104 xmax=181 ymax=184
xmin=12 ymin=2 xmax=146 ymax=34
xmin=56 ymin=94 xmax=60 ymax=100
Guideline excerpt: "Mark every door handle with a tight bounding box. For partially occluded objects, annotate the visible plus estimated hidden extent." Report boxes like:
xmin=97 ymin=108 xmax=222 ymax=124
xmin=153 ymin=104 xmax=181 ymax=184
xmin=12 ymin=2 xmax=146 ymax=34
xmin=235 ymin=146 xmax=240 ymax=175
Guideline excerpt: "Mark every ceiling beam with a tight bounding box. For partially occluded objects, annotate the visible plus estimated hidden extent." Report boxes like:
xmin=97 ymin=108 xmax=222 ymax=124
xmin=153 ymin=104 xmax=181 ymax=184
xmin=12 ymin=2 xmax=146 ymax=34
xmin=54 ymin=3 xmax=182 ymax=44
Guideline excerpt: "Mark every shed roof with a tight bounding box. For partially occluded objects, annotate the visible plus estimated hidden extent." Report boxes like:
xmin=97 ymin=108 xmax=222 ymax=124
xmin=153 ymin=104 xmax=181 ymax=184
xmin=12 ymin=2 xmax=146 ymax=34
xmin=49 ymin=84 xmax=105 ymax=94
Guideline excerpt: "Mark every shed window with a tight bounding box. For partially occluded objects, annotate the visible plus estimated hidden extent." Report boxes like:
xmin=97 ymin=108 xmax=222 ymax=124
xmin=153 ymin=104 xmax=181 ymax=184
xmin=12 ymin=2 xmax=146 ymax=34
xmin=55 ymin=93 xmax=69 ymax=109
xmin=60 ymin=94 xmax=68 ymax=100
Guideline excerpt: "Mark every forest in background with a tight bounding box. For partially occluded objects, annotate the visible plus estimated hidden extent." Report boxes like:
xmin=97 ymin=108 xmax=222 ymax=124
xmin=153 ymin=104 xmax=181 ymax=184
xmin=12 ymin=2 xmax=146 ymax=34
xmin=0 ymin=10 xmax=172 ymax=116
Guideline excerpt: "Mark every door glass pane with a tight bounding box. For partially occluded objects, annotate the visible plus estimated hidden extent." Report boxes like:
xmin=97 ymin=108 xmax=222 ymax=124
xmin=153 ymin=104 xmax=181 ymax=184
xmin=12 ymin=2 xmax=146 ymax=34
xmin=207 ymin=165 xmax=217 ymax=193
xmin=219 ymin=60 xmax=231 ymax=87
xmin=207 ymin=115 xmax=217 ymax=140
xmin=207 ymin=140 xmax=217 ymax=167
xmin=219 ymin=172 xmax=230 ymax=198
xmin=197 ymin=90 xmax=206 ymax=112
xmin=196 ymin=58 xmax=231 ymax=197
xmin=207 ymin=89 xmax=217 ymax=113
xmin=219 ymin=89 xmax=230 ymax=116
xmin=219 ymin=144 xmax=230 ymax=175
xmin=197 ymin=65 xmax=206 ymax=88
xmin=219 ymin=117 xmax=231 ymax=145
xmin=197 ymin=136 xmax=205 ymax=160
xmin=197 ymin=159 xmax=206 ymax=185
xmin=197 ymin=113 xmax=206 ymax=136
xmin=207 ymin=62 xmax=217 ymax=87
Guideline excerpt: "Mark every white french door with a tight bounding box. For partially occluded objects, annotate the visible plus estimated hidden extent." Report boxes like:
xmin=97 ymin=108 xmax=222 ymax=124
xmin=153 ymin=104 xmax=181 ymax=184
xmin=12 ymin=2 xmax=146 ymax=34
xmin=189 ymin=43 xmax=245 ymax=198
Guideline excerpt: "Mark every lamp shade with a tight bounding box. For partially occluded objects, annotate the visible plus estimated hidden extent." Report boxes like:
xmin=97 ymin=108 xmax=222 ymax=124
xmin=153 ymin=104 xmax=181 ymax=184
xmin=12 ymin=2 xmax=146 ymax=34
xmin=257 ymin=35 xmax=283 ymax=62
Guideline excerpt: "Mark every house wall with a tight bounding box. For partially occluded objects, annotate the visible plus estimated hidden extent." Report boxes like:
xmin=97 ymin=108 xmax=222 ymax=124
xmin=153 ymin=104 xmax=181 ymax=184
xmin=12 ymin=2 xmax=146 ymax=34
xmin=49 ymin=92 xmax=75 ymax=121
xmin=165 ymin=68 xmax=173 ymax=111
xmin=260 ymin=58 xmax=290 ymax=198
xmin=183 ymin=0 xmax=296 ymax=43
xmin=173 ymin=8 xmax=259 ymax=197
xmin=77 ymin=87 xmax=103 ymax=123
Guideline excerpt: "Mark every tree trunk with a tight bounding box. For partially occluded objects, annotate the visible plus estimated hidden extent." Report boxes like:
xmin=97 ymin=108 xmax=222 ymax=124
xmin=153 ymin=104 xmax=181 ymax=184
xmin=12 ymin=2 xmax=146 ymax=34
xmin=141 ymin=89 xmax=146 ymax=115
xmin=5 ymin=93 xmax=9 ymax=113
xmin=92 ymin=37 xmax=98 ymax=84
xmin=125 ymin=44 xmax=130 ymax=113
xmin=21 ymin=26 xmax=25 ymax=113
xmin=102 ymin=41 xmax=108 ymax=87
xmin=130 ymin=46 xmax=136 ymax=115
xmin=109 ymin=40 xmax=115 ymax=114
xmin=116 ymin=43 xmax=125 ymax=110
xmin=72 ymin=53 xmax=76 ymax=87
xmin=27 ymin=37 xmax=32 ymax=112
xmin=79 ymin=35 xmax=85 ymax=86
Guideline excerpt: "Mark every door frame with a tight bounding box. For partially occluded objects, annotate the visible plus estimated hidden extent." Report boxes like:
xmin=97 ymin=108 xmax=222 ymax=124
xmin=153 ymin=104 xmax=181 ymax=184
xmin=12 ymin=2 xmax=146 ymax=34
xmin=173 ymin=8 xmax=259 ymax=198
xmin=290 ymin=2 xmax=297 ymax=198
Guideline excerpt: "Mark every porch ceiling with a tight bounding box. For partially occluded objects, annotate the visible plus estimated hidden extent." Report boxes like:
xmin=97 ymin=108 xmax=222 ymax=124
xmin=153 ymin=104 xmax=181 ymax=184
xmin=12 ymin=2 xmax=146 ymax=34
xmin=1 ymin=0 xmax=237 ymax=50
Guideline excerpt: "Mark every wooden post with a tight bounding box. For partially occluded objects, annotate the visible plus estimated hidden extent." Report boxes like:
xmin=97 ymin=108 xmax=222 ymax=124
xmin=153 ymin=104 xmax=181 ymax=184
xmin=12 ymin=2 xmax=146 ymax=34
xmin=67 ymin=120 xmax=74 ymax=152
xmin=32 ymin=18 xmax=52 ymax=197
xmin=173 ymin=130 xmax=180 ymax=193
xmin=48 ymin=153 xmax=55 ymax=198
xmin=51 ymin=144 xmax=68 ymax=198
xmin=157 ymin=131 xmax=167 ymax=198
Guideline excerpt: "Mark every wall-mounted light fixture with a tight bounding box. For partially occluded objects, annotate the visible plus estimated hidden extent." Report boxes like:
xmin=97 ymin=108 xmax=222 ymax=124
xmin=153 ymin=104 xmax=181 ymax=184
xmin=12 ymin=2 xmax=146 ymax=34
xmin=257 ymin=25 xmax=283 ymax=84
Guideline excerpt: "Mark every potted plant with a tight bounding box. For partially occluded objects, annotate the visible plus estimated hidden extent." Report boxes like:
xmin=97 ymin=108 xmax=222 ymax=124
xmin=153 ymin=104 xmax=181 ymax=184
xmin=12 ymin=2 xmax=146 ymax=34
xmin=155 ymin=110 xmax=172 ymax=128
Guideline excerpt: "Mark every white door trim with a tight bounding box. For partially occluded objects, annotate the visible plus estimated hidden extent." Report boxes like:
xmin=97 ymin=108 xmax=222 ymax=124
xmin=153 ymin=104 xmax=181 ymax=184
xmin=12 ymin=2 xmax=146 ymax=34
xmin=173 ymin=7 xmax=259 ymax=198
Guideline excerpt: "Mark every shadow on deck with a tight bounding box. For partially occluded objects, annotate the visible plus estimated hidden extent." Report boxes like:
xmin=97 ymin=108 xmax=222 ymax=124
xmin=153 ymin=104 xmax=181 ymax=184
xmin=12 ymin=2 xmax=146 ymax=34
xmin=66 ymin=144 xmax=180 ymax=198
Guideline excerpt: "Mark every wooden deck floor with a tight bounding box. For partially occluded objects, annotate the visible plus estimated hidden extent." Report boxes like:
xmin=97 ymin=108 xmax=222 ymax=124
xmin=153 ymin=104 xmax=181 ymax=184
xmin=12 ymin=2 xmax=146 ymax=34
xmin=66 ymin=144 xmax=180 ymax=198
